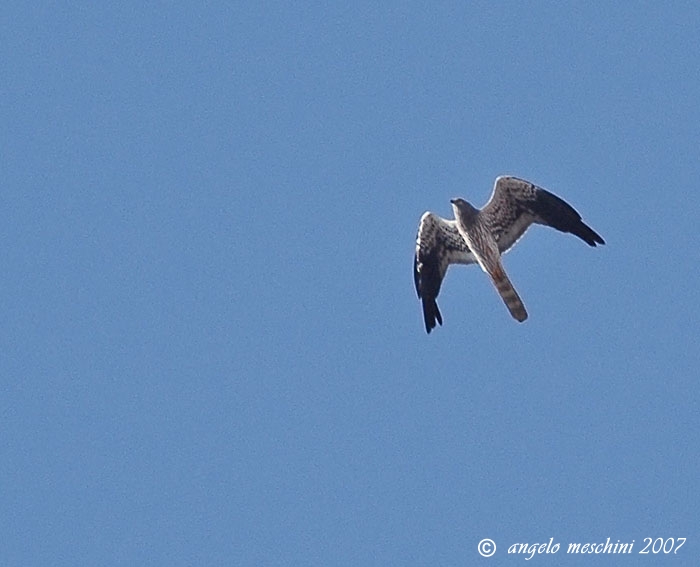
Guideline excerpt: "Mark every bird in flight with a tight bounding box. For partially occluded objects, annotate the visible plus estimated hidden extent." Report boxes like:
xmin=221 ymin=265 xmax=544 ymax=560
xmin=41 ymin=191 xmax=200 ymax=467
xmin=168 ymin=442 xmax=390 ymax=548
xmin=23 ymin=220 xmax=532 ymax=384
xmin=413 ymin=176 xmax=605 ymax=333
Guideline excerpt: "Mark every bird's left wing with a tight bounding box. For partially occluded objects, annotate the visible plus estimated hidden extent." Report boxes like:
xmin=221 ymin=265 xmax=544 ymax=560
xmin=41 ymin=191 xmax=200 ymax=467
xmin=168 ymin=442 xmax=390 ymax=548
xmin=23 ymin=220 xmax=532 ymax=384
xmin=482 ymin=176 xmax=605 ymax=253
xmin=414 ymin=212 xmax=476 ymax=333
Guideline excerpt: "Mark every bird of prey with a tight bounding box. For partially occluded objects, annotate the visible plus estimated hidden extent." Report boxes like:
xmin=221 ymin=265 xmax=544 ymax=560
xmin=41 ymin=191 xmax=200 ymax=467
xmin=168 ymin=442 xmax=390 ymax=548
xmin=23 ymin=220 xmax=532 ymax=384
xmin=413 ymin=176 xmax=605 ymax=332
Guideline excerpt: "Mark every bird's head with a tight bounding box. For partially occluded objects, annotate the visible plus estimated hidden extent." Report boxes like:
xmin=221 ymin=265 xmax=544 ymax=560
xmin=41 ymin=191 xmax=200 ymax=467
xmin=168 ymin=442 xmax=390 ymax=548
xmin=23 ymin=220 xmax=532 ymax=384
xmin=450 ymin=198 xmax=478 ymax=220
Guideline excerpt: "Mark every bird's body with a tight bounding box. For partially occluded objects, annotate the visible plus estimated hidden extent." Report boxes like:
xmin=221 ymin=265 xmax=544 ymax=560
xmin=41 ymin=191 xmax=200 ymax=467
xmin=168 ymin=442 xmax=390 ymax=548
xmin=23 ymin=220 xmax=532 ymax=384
xmin=414 ymin=176 xmax=605 ymax=333
xmin=451 ymin=197 xmax=528 ymax=322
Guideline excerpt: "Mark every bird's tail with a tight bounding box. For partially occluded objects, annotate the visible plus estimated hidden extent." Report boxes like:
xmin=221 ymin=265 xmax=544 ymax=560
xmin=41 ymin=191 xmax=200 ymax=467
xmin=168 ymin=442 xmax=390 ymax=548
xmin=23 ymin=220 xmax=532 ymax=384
xmin=489 ymin=264 xmax=528 ymax=322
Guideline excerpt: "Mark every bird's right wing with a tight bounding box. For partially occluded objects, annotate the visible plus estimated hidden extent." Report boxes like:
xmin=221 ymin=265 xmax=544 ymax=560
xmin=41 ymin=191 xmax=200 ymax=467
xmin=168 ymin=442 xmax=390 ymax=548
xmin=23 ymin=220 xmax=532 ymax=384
xmin=482 ymin=176 xmax=605 ymax=253
xmin=414 ymin=212 xmax=476 ymax=333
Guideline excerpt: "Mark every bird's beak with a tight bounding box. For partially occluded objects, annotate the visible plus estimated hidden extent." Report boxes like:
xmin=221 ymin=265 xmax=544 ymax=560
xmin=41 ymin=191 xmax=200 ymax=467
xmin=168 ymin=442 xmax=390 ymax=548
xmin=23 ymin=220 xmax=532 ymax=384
xmin=450 ymin=199 xmax=456 ymax=204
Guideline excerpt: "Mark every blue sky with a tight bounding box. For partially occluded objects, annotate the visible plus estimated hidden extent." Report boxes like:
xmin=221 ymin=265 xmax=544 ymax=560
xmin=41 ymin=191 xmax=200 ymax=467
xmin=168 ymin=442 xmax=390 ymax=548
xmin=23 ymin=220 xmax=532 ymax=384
xmin=2 ymin=2 xmax=699 ymax=565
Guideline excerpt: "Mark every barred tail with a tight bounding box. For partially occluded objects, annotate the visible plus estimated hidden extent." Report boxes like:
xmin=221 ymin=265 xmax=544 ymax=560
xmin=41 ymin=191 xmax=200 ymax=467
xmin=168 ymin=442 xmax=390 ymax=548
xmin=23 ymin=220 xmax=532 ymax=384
xmin=490 ymin=264 xmax=528 ymax=322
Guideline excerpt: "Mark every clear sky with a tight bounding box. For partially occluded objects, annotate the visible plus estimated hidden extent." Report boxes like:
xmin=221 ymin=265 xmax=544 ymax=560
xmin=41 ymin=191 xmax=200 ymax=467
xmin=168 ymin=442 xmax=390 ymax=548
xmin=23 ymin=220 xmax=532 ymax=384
xmin=2 ymin=2 xmax=699 ymax=566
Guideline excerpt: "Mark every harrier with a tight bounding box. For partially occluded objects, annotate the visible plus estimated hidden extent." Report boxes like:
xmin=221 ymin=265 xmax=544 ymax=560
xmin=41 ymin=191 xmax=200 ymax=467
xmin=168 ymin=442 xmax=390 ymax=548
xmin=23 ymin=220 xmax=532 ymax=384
xmin=413 ymin=176 xmax=604 ymax=333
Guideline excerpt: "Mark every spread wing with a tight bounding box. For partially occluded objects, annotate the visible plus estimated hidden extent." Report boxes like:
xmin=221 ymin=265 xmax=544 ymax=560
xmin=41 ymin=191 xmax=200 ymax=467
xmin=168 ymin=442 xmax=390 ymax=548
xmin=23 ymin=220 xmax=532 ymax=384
xmin=414 ymin=212 xmax=476 ymax=333
xmin=482 ymin=176 xmax=605 ymax=253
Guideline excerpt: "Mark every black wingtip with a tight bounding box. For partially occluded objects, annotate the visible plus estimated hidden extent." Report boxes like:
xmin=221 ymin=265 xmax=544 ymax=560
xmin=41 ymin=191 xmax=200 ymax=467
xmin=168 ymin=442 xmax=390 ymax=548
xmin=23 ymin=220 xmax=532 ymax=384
xmin=577 ymin=223 xmax=605 ymax=247
xmin=422 ymin=297 xmax=443 ymax=334
xmin=533 ymin=189 xmax=605 ymax=247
